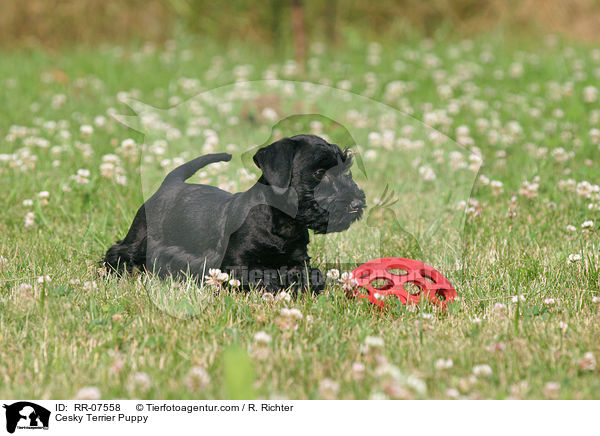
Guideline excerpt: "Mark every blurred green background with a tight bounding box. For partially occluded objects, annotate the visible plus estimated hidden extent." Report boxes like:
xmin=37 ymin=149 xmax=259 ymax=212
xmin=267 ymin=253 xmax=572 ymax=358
xmin=3 ymin=0 xmax=600 ymax=50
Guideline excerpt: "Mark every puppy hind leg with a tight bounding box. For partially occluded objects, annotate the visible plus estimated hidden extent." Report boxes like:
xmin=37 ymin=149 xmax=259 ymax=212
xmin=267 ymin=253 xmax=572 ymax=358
xmin=152 ymin=246 xmax=208 ymax=282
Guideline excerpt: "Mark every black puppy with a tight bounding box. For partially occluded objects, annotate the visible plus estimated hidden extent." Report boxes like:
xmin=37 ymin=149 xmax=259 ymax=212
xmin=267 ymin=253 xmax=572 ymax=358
xmin=103 ymin=134 xmax=366 ymax=292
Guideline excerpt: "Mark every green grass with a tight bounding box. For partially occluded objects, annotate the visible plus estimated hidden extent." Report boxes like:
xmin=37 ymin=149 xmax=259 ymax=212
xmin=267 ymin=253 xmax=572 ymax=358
xmin=0 ymin=34 xmax=599 ymax=400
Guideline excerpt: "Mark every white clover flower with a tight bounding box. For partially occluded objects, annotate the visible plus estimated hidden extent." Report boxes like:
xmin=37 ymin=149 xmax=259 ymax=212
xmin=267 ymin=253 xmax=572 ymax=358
xmin=576 ymin=181 xmax=597 ymax=198
xmin=24 ymin=212 xmax=35 ymax=228
xmin=74 ymin=386 xmax=101 ymax=400
xmin=204 ymin=268 xmax=229 ymax=287
xmin=17 ymin=283 xmax=33 ymax=296
xmin=261 ymin=107 xmax=278 ymax=122
xmin=469 ymin=154 xmax=483 ymax=172
xmin=253 ymin=331 xmax=272 ymax=344
xmin=583 ymin=85 xmax=598 ymax=103
xmin=37 ymin=275 xmax=51 ymax=284
xmin=578 ymin=352 xmax=597 ymax=371
xmin=592 ymin=296 xmax=600 ymax=304
xmin=339 ymin=272 xmax=358 ymax=292
xmin=581 ymin=220 xmax=594 ymax=229
xmin=369 ymin=391 xmax=387 ymax=400
xmin=51 ymin=93 xmax=66 ymax=109
xmin=509 ymin=62 xmax=524 ymax=78
xmin=542 ymin=382 xmax=560 ymax=399
xmin=558 ymin=321 xmax=568 ymax=333
xmin=102 ymin=153 xmax=120 ymax=164
xmin=486 ymin=342 xmax=506 ymax=353
xmin=318 ymin=378 xmax=340 ymax=400
xmin=37 ymin=192 xmax=49 ymax=206
xmin=418 ymin=165 xmax=436 ymax=182
xmin=472 ymin=364 xmax=492 ymax=377
xmin=364 ymin=335 xmax=385 ymax=352
xmin=288 ymin=308 xmax=303 ymax=319
xmin=121 ymin=138 xmax=136 ymax=149
xmin=276 ymin=291 xmax=291 ymax=302
xmin=551 ymin=147 xmax=572 ymax=163
xmin=22 ymin=199 xmax=33 ymax=207
xmin=185 ymin=366 xmax=211 ymax=391
xmin=449 ymin=151 xmax=467 ymax=170
xmin=326 ymin=269 xmax=340 ymax=280
xmin=100 ymin=162 xmax=115 ymax=178
xmin=280 ymin=308 xmax=303 ymax=320
xmin=261 ymin=292 xmax=274 ymax=302
xmin=73 ymin=168 xmax=90 ymax=184
xmin=511 ymin=295 xmax=526 ymax=303
xmin=566 ymin=225 xmax=577 ymax=232
xmin=228 ymin=279 xmax=241 ymax=288
xmin=94 ymin=115 xmax=106 ymax=127
xmin=404 ymin=374 xmax=427 ymax=395
xmin=83 ymin=281 xmax=97 ymax=291
xmin=490 ymin=180 xmax=503 ymax=195
xmin=458 ymin=135 xmax=474 ymax=147
xmin=80 ymin=124 xmax=94 ymax=138
xmin=519 ymin=180 xmax=539 ymax=199
xmin=446 ymin=388 xmax=459 ymax=399
xmin=434 ymin=358 xmax=453 ymax=370
xmin=351 ymin=362 xmax=366 ymax=376
xmin=237 ymin=168 xmax=255 ymax=184
xmin=337 ymin=79 xmax=352 ymax=91
xmin=456 ymin=125 xmax=470 ymax=137
xmin=567 ymin=253 xmax=582 ymax=264
xmin=544 ymin=298 xmax=556 ymax=306
xmin=368 ymin=132 xmax=383 ymax=148
xmin=589 ymin=128 xmax=600 ymax=144
xmin=437 ymin=84 xmax=453 ymax=99
xmin=558 ymin=179 xmax=576 ymax=191
xmin=493 ymin=302 xmax=507 ymax=314
xmin=128 ymin=372 xmax=152 ymax=393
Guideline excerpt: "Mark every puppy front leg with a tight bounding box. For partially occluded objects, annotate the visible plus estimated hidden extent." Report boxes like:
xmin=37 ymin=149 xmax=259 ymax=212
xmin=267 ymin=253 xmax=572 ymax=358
xmin=282 ymin=265 xmax=324 ymax=294
xmin=225 ymin=266 xmax=282 ymax=293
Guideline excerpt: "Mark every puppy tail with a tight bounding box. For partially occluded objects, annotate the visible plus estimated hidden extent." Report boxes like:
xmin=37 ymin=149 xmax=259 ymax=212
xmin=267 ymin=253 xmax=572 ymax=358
xmin=162 ymin=153 xmax=232 ymax=185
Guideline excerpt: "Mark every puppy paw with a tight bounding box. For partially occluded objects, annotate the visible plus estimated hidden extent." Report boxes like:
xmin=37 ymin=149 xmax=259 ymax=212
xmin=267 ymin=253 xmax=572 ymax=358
xmin=283 ymin=267 xmax=325 ymax=294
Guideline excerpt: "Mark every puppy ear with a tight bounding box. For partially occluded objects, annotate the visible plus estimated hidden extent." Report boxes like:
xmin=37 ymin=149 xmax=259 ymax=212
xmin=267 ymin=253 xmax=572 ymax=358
xmin=253 ymin=137 xmax=297 ymax=189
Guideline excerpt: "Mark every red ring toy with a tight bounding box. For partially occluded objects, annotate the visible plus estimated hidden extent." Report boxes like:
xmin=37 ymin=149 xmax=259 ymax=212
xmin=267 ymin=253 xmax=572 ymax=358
xmin=352 ymin=257 xmax=457 ymax=309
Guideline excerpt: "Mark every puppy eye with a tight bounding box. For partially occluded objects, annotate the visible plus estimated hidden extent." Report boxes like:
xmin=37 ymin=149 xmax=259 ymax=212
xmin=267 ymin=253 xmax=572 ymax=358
xmin=313 ymin=169 xmax=325 ymax=180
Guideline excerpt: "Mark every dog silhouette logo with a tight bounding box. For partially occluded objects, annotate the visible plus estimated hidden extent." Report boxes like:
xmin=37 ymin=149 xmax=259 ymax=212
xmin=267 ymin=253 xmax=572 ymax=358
xmin=3 ymin=402 xmax=50 ymax=433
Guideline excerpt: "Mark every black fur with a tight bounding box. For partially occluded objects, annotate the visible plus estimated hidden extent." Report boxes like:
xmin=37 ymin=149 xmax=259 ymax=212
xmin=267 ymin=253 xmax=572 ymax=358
xmin=103 ymin=134 xmax=366 ymax=292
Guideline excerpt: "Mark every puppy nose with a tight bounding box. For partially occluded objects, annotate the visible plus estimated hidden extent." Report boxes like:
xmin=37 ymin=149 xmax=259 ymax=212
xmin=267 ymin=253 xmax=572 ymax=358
xmin=349 ymin=199 xmax=365 ymax=211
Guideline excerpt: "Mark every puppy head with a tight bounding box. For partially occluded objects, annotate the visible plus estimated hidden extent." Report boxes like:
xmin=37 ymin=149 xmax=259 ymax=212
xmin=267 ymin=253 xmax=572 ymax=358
xmin=253 ymin=134 xmax=366 ymax=233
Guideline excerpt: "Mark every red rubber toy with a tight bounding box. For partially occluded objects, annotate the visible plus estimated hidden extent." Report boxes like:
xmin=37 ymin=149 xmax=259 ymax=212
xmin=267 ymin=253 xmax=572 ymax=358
xmin=352 ymin=257 xmax=457 ymax=309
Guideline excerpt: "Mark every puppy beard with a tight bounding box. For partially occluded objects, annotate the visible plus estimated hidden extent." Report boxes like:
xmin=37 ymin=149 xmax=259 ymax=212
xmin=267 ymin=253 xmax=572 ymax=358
xmin=297 ymin=195 xmax=364 ymax=234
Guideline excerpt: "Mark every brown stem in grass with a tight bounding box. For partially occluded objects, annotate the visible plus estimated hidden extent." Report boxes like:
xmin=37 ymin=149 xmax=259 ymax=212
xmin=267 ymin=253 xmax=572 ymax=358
xmin=291 ymin=0 xmax=306 ymax=69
